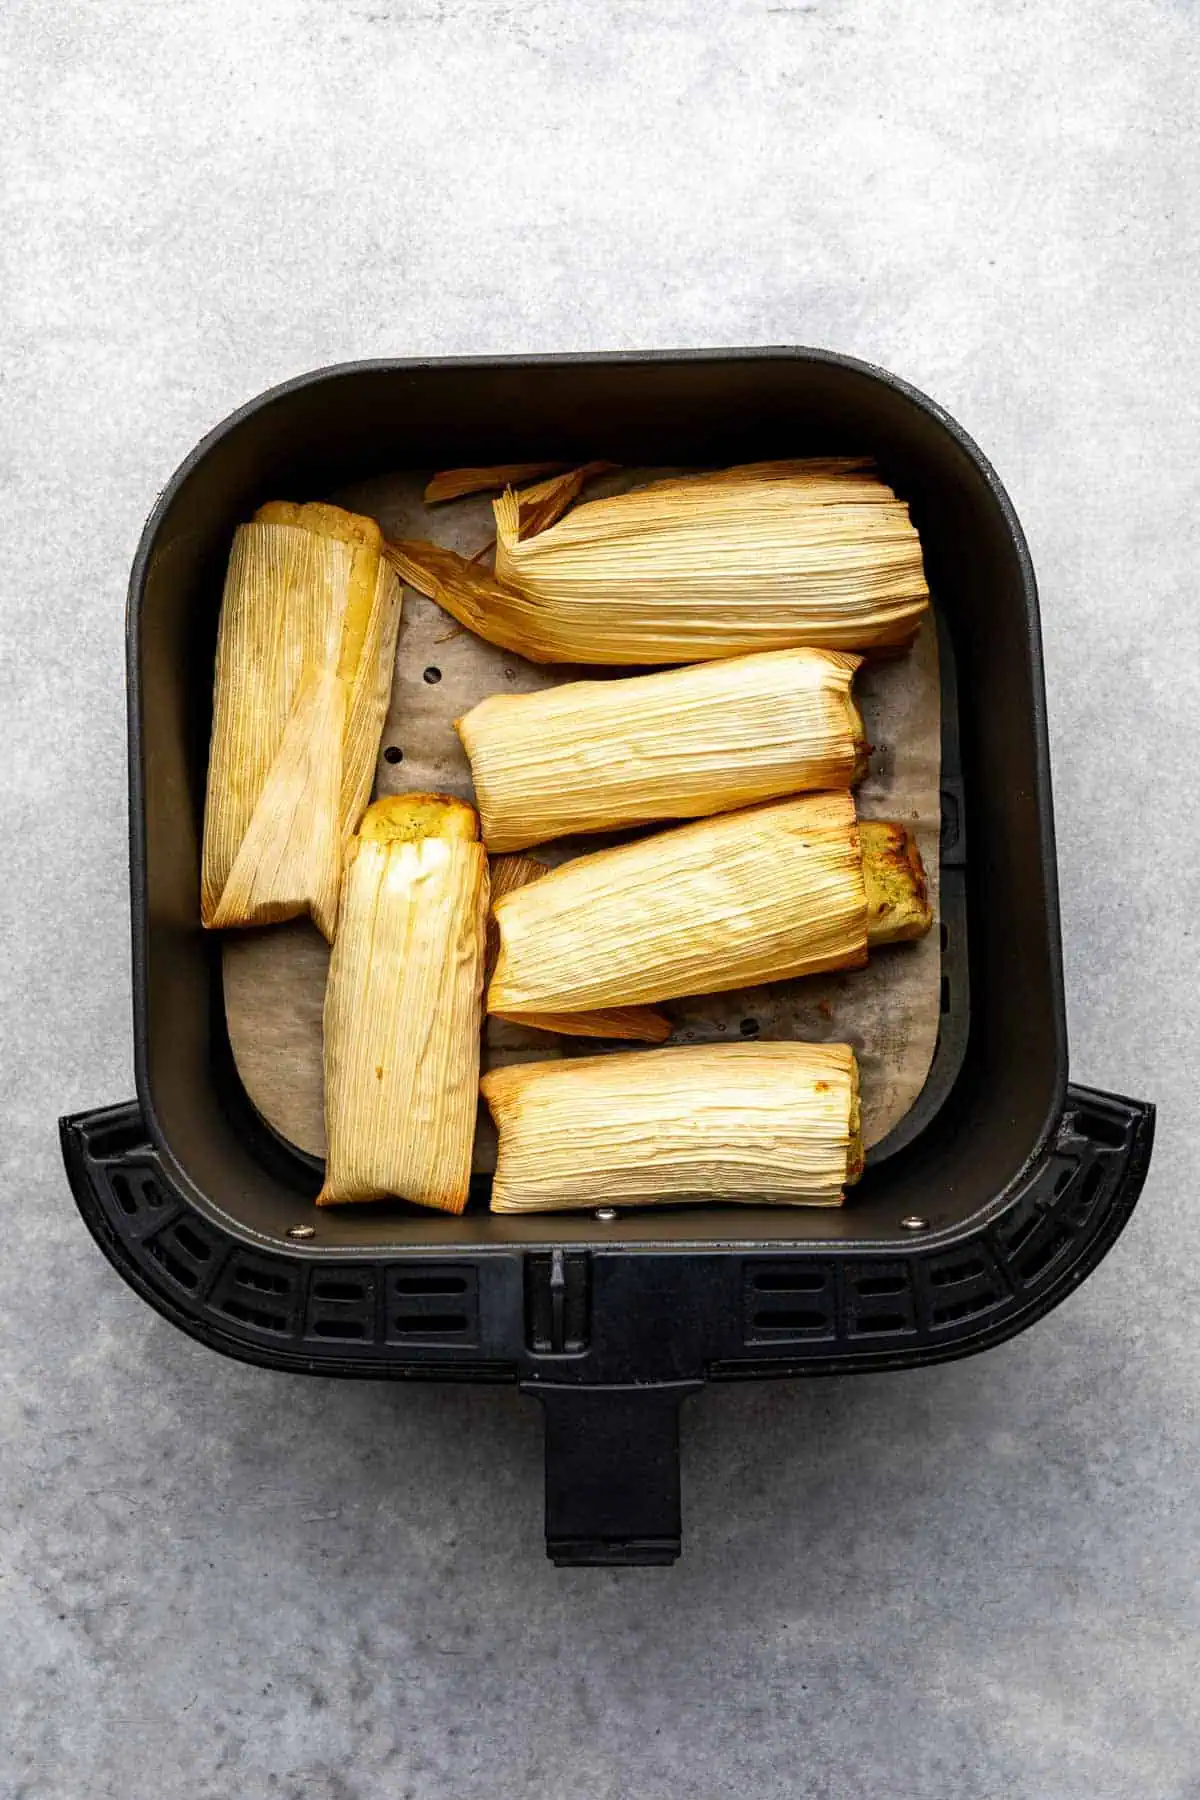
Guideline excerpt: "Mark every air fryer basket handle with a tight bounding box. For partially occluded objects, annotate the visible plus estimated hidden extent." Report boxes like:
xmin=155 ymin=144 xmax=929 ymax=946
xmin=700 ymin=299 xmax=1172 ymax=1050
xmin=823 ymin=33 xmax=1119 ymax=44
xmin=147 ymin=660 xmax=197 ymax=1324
xmin=525 ymin=1381 xmax=703 ymax=1568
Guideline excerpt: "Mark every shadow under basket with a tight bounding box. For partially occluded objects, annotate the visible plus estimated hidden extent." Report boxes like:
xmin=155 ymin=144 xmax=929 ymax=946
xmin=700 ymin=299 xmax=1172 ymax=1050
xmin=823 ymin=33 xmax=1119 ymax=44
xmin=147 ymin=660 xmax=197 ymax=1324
xmin=62 ymin=349 xmax=1155 ymax=1566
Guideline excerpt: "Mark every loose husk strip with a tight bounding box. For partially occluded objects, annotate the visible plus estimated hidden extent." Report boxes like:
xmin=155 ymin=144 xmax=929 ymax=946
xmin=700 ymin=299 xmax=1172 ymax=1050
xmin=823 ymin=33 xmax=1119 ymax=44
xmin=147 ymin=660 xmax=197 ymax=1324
xmin=424 ymin=462 xmax=570 ymax=504
xmin=319 ymin=796 xmax=488 ymax=1212
xmin=488 ymin=854 xmax=671 ymax=1042
xmin=383 ymin=538 xmax=530 ymax=659
xmin=489 ymin=793 xmax=931 ymax=1017
xmin=482 ymin=1041 xmax=862 ymax=1211
xmin=459 ymin=648 xmax=867 ymax=852
xmin=504 ymin=462 xmax=617 ymax=538
xmin=202 ymin=502 xmax=402 ymax=940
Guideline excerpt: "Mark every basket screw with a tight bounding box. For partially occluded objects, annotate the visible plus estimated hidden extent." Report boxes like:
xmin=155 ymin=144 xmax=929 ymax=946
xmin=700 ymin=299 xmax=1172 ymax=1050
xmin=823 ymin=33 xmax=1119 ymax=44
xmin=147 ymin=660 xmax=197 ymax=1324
xmin=595 ymin=1206 xmax=618 ymax=1222
xmin=287 ymin=1223 xmax=317 ymax=1241
xmin=899 ymin=1215 xmax=930 ymax=1233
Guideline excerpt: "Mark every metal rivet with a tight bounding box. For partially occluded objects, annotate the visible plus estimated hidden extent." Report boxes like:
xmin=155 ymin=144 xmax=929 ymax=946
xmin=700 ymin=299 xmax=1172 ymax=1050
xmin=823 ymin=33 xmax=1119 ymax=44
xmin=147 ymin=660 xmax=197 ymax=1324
xmin=595 ymin=1207 xmax=618 ymax=1223
xmin=287 ymin=1223 xmax=316 ymax=1241
xmin=899 ymin=1215 xmax=929 ymax=1233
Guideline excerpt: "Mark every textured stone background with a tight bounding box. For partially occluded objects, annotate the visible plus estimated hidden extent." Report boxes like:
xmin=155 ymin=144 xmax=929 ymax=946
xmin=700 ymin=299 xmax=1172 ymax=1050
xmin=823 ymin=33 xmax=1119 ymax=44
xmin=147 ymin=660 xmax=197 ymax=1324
xmin=1 ymin=2 xmax=1196 ymax=1795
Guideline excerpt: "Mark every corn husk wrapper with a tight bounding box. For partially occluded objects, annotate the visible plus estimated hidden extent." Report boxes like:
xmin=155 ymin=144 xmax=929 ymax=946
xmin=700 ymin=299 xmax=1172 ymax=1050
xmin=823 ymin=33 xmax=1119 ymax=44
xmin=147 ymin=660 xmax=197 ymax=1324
xmin=459 ymin=648 xmax=866 ymax=852
xmin=389 ymin=458 xmax=927 ymax=666
xmin=387 ymin=462 xmax=614 ymax=649
xmin=384 ymin=537 xmax=526 ymax=655
xmin=319 ymin=796 xmax=488 ymax=1211
xmin=201 ymin=503 xmax=402 ymax=940
xmin=424 ymin=459 xmax=615 ymax=518
xmin=487 ymin=854 xmax=671 ymax=1043
xmin=489 ymin=792 xmax=870 ymax=1016
xmin=483 ymin=1041 xmax=862 ymax=1211
xmin=424 ymin=462 xmax=570 ymax=504
xmin=503 ymin=462 xmax=617 ymax=537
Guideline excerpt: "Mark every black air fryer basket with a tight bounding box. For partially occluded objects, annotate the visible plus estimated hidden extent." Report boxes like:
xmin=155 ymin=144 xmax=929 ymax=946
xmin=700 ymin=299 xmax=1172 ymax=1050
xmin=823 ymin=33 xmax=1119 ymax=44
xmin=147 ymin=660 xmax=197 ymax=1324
xmin=62 ymin=350 xmax=1155 ymax=1565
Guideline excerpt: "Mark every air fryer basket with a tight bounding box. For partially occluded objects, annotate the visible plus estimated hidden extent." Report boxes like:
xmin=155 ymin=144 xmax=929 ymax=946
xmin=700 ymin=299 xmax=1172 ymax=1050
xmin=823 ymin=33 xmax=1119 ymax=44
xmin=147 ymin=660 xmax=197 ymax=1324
xmin=62 ymin=350 xmax=1154 ymax=1564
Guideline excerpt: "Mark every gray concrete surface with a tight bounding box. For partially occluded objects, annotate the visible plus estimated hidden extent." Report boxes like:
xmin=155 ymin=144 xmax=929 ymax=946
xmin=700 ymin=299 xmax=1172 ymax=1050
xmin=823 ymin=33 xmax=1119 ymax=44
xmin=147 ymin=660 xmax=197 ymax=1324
xmin=1 ymin=1 xmax=1197 ymax=1794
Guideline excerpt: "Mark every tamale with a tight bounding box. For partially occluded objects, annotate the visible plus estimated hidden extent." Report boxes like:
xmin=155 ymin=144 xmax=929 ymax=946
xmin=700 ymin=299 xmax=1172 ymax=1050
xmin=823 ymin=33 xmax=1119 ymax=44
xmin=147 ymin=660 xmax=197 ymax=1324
xmin=459 ymin=648 xmax=868 ymax=852
xmin=488 ymin=793 xmax=931 ymax=1017
xmin=487 ymin=854 xmax=672 ymax=1043
xmin=387 ymin=458 xmax=928 ymax=664
xmin=319 ymin=795 xmax=488 ymax=1212
xmin=483 ymin=1041 xmax=862 ymax=1212
xmin=201 ymin=501 xmax=403 ymax=940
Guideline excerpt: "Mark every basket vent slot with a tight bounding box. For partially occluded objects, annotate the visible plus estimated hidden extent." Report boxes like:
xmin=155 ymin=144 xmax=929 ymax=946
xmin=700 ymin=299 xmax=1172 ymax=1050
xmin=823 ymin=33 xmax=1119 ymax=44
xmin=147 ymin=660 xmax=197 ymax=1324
xmin=931 ymin=1296 xmax=988 ymax=1325
xmin=752 ymin=1307 xmax=827 ymax=1333
xmin=304 ymin=1266 xmax=378 ymax=1345
xmin=1048 ymin=1157 xmax=1107 ymax=1230
xmin=210 ymin=1255 xmax=301 ymax=1338
xmin=750 ymin=1270 xmax=824 ymax=1294
xmin=1014 ymin=1224 xmax=1073 ymax=1283
xmin=845 ymin=1263 xmax=917 ymax=1337
xmin=313 ymin=1280 xmax=366 ymax=1302
xmin=853 ymin=1311 xmax=908 ymax=1334
xmin=996 ymin=1205 xmax=1038 ymax=1255
xmin=856 ymin=1274 xmax=907 ymax=1297
xmin=174 ymin=1224 xmax=212 ymax=1263
xmin=105 ymin=1167 xmax=167 ymax=1226
xmin=930 ymin=1256 xmax=985 ymax=1287
xmin=925 ymin=1244 xmax=1007 ymax=1328
xmin=387 ymin=1264 xmax=479 ymax=1347
xmin=237 ymin=1267 xmax=290 ymax=1295
xmin=393 ymin=1314 xmax=468 ymax=1336
xmin=395 ymin=1274 xmax=467 ymax=1296
xmin=145 ymin=1218 xmax=221 ymax=1295
xmin=743 ymin=1262 xmax=836 ymax=1343
xmin=220 ymin=1297 xmax=290 ymax=1334
xmin=111 ymin=1173 xmax=138 ymax=1217
xmin=1072 ymin=1160 xmax=1107 ymax=1222
xmin=147 ymin=1239 xmax=200 ymax=1292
